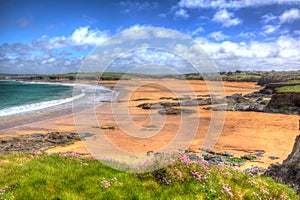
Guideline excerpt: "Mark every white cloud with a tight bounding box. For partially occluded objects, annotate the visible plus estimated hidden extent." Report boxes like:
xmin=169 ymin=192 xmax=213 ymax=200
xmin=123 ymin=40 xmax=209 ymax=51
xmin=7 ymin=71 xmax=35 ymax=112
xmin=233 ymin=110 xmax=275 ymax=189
xmin=279 ymin=8 xmax=300 ymax=24
xmin=212 ymin=9 xmax=242 ymax=27
xmin=70 ymin=26 xmax=109 ymax=46
xmin=261 ymin=13 xmax=277 ymax=24
xmin=1 ymin=25 xmax=300 ymax=74
xmin=208 ymin=31 xmax=229 ymax=41
xmin=237 ymin=32 xmax=256 ymax=39
xmin=191 ymin=27 xmax=204 ymax=36
xmin=195 ymin=35 xmax=300 ymax=71
xmin=0 ymin=26 xmax=109 ymax=74
xmin=178 ymin=0 xmax=297 ymax=9
xmin=174 ymin=9 xmax=189 ymax=19
xmin=120 ymin=1 xmax=158 ymax=13
xmin=262 ymin=24 xmax=280 ymax=35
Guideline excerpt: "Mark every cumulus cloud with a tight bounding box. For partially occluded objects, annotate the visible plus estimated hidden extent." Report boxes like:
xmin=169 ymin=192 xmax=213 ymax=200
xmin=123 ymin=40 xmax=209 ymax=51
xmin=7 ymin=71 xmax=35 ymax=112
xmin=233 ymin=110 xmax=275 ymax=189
xmin=261 ymin=13 xmax=277 ymax=24
xmin=208 ymin=31 xmax=229 ymax=41
xmin=1 ymin=25 xmax=300 ymax=74
xmin=174 ymin=9 xmax=189 ymax=19
xmin=71 ymin=26 xmax=108 ymax=45
xmin=0 ymin=26 xmax=108 ymax=74
xmin=212 ymin=9 xmax=242 ymax=27
xmin=262 ymin=24 xmax=280 ymax=35
xmin=279 ymin=8 xmax=300 ymax=24
xmin=259 ymin=9 xmax=300 ymax=37
xmin=178 ymin=0 xmax=297 ymax=9
xmin=195 ymin=35 xmax=300 ymax=71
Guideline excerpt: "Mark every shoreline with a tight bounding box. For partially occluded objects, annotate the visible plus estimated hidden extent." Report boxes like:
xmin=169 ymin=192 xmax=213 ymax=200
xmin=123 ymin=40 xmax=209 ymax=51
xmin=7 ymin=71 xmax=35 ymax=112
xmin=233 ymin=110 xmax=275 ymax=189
xmin=0 ymin=80 xmax=117 ymax=131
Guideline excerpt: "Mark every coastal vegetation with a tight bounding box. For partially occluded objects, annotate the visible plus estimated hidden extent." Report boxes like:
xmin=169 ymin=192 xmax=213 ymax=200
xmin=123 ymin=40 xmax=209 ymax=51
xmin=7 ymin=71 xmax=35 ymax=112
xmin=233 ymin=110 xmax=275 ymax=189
xmin=0 ymin=152 xmax=299 ymax=199
xmin=276 ymin=85 xmax=300 ymax=93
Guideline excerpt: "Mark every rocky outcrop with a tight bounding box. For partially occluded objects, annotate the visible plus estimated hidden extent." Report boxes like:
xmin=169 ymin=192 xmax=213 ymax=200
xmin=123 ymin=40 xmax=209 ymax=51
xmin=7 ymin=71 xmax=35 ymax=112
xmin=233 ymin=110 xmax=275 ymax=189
xmin=158 ymin=108 xmax=195 ymax=115
xmin=0 ymin=132 xmax=88 ymax=154
xmin=205 ymin=93 xmax=268 ymax=112
xmin=267 ymin=92 xmax=300 ymax=108
xmin=137 ymin=98 xmax=213 ymax=110
xmin=260 ymin=82 xmax=300 ymax=94
xmin=264 ymin=135 xmax=300 ymax=194
xmin=257 ymin=74 xmax=300 ymax=86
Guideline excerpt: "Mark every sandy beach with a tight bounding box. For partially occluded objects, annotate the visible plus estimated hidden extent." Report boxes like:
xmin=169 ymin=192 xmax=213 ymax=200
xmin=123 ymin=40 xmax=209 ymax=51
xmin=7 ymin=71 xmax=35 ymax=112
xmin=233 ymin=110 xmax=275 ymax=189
xmin=1 ymin=79 xmax=299 ymax=168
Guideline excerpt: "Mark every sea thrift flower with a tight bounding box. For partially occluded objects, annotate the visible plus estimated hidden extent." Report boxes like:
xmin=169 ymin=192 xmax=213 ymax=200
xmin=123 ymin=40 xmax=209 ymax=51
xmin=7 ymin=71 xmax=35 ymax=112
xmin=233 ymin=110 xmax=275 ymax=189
xmin=161 ymin=177 xmax=172 ymax=185
xmin=280 ymin=194 xmax=288 ymax=199
xmin=190 ymin=170 xmax=202 ymax=181
xmin=100 ymin=178 xmax=111 ymax=189
xmin=222 ymin=184 xmax=233 ymax=197
xmin=178 ymin=171 xmax=183 ymax=180
xmin=260 ymin=188 xmax=269 ymax=195
xmin=179 ymin=154 xmax=190 ymax=168
xmin=34 ymin=150 xmax=42 ymax=155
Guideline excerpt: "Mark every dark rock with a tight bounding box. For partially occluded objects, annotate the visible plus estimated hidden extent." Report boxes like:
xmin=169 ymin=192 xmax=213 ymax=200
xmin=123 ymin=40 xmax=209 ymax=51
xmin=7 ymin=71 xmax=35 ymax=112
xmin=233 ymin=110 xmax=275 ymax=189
xmin=187 ymin=154 xmax=199 ymax=160
xmin=206 ymin=102 xmax=266 ymax=112
xmin=241 ymin=154 xmax=257 ymax=160
xmin=216 ymin=151 xmax=234 ymax=157
xmin=137 ymin=103 xmax=164 ymax=109
xmin=199 ymin=147 xmax=216 ymax=154
xmin=160 ymin=102 xmax=179 ymax=107
xmin=147 ymin=151 xmax=153 ymax=156
xmin=226 ymin=93 xmax=248 ymax=103
xmin=267 ymin=92 xmax=300 ymax=109
xmin=137 ymin=102 xmax=179 ymax=109
xmin=264 ymin=135 xmax=300 ymax=194
xmin=180 ymin=99 xmax=202 ymax=106
xmin=244 ymin=92 xmax=266 ymax=98
xmin=244 ymin=166 xmax=266 ymax=175
xmin=0 ymin=132 xmax=84 ymax=154
xmin=255 ymin=151 xmax=265 ymax=157
xmin=269 ymin=156 xmax=280 ymax=160
xmin=158 ymin=108 xmax=195 ymax=115
xmin=159 ymin=97 xmax=173 ymax=100
xmin=172 ymin=96 xmax=191 ymax=101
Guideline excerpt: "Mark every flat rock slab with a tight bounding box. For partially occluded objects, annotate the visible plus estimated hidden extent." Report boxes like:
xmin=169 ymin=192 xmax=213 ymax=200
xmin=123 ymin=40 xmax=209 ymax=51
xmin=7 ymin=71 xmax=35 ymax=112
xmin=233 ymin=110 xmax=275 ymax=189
xmin=0 ymin=132 xmax=90 ymax=154
xmin=158 ymin=108 xmax=196 ymax=115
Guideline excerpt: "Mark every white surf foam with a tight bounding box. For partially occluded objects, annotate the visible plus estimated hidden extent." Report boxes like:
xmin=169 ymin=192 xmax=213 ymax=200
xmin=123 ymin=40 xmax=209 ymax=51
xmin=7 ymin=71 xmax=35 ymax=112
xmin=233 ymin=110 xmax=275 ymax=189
xmin=0 ymin=93 xmax=85 ymax=117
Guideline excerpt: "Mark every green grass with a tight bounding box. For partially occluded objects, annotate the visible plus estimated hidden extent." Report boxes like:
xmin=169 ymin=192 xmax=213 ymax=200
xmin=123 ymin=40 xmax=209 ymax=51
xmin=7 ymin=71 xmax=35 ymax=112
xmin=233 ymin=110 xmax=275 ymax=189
xmin=274 ymin=80 xmax=300 ymax=85
xmin=277 ymin=85 xmax=300 ymax=93
xmin=0 ymin=153 xmax=299 ymax=199
xmin=221 ymin=74 xmax=262 ymax=81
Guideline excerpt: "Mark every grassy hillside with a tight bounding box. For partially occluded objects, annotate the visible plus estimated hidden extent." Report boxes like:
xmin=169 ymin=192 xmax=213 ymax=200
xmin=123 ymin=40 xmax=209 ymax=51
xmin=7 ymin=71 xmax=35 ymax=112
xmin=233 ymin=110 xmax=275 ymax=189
xmin=0 ymin=152 xmax=298 ymax=199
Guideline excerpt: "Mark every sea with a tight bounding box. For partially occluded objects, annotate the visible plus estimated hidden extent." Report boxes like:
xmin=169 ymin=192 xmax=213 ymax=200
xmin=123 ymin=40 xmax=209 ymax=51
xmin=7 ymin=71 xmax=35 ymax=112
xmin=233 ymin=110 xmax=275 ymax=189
xmin=0 ymin=80 xmax=116 ymax=118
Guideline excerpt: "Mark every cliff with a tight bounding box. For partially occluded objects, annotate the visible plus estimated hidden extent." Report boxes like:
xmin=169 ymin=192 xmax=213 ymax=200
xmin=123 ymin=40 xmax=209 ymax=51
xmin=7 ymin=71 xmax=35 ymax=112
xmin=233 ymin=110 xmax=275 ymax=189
xmin=264 ymin=135 xmax=300 ymax=193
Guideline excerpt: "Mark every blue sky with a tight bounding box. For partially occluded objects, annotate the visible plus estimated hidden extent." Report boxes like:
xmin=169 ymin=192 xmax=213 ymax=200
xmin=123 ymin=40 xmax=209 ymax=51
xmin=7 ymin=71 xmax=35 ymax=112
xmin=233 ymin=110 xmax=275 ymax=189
xmin=0 ymin=0 xmax=300 ymax=74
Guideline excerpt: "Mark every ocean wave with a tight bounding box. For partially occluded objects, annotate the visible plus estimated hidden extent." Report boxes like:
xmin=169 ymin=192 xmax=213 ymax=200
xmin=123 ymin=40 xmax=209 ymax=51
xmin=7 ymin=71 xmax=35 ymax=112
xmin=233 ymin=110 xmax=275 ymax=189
xmin=0 ymin=93 xmax=85 ymax=117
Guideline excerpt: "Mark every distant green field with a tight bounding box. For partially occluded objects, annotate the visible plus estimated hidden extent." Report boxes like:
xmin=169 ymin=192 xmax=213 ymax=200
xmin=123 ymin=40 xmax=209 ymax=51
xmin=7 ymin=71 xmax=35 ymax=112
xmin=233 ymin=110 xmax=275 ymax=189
xmin=275 ymin=80 xmax=300 ymax=85
xmin=221 ymin=74 xmax=262 ymax=81
xmin=277 ymin=85 xmax=300 ymax=93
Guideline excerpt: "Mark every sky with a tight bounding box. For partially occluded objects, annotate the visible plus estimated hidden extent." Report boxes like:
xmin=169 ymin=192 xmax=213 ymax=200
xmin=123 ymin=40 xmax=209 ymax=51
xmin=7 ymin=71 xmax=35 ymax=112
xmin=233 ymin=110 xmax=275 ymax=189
xmin=0 ymin=0 xmax=300 ymax=74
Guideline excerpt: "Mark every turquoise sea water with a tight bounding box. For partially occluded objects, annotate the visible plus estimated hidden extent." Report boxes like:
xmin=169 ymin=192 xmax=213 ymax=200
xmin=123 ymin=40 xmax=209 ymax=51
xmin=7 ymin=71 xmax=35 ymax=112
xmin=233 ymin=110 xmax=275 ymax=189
xmin=0 ymin=81 xmax=74 ymax=109
xmin=0 ymin=81 xmax=117 ymax=129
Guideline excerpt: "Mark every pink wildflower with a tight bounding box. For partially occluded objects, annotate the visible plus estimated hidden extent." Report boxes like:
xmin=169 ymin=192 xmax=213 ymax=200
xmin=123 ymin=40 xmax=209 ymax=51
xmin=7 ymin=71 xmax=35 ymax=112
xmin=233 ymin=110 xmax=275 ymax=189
xmin=179 ymin=154 xmax=190 ymax=168
xmin=222 ymin=183 xmax=233 ymax=197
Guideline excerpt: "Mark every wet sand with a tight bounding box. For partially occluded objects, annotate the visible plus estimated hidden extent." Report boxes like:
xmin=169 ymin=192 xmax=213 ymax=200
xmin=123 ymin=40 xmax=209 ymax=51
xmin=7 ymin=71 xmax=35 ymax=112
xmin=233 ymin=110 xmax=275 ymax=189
xmin=1 ymin=79 xmax=299 ymax=168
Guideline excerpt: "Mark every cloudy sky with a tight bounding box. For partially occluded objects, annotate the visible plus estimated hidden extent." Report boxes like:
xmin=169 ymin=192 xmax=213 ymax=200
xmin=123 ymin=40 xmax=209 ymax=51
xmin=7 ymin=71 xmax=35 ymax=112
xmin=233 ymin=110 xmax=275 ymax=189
xmin=0 ymin=0 xmax=300 ymax=74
